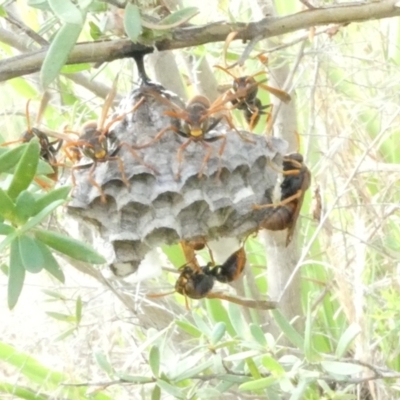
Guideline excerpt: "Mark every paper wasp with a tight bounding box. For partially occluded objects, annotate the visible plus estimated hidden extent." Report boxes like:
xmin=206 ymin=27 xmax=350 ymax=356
xmin=137 ymin=87 xmax=255 ymax=179
xmin=146 ymin=244 xmax=262 ymax=310
xmin=1 ymin=93 xmax=66 ymax=182
xmin=214 ymin=65 xmax=291 ymax=131
xmin=253 ymin=153 xmax=311 ymax=246
xmin=66 ymin=78 xmax=157 ymax=202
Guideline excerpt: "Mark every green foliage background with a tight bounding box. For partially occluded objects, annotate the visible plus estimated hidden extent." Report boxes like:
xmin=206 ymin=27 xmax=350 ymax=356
xmin=0 ymin=0 xmax=399 ymax=399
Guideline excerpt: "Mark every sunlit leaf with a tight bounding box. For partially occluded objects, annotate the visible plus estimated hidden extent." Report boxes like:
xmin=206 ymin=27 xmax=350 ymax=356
xmin=320 ymin=361 xmax=364 ymax=376
xmin=175 ymin=320 xmax=202 ymax=338
xmin=32 ymin=235 xmax=64 ymax=282
xmin=7 ymin=140 xmax=39 ymax=199
xmin=0 ymin=189 xmax=16 ymax=222
xmin=46 ymin=312 xmax=76 ymax=322
xmin=8 ymin=239 xmax=26 ymax=309
xmin=0 ymin=223 xmax=14 ymax=236
xmin=239 ymin=376 xmax=279 ymax=391
xmin=246 ymin=357 xmax=261 ymax=379
xmin=151 ymin=385 xmax=161 ymax=400
xmin=18 ymin=235 xmax=45 ymax=273
xmin=34 ymin=228 xmax=106 ymax=264
xmin=154 ymin=7 xmax=198 ymax=29
xmin=149 ymin=345 xmax=160 ymax=378
xmin=115 ymin=373 xmax=153 ymax=383
xmin=34 ymin=186 xmax=71 ymax=216
xmin=75 ymin=295 xmax=82 ymax=324
xmin=0 ymin=382 xmax=48 ymax=400
xmin=15 ymin=191 xmax=35 ymax=225
xmin=0 ymin=145 xmax=28 ymax=173
xmin=335 ymin=324 xmax=360 ymax=358
xmin=272 ymin=309 xmax=304 ymax=351
xmin=210 ymin=321 xmax=226 ymax=345
xmin=156 ymin=379 xmax=184 ymax=398
xmin=48 ymin=0 xmax=82 ymax=24
xmin=95 ymin=352 xmax=114 ymax=376
xmin=41 ymin=22 xmax=83 ymax=89
xmin=124 ymin=3 xmax=142 ymax=43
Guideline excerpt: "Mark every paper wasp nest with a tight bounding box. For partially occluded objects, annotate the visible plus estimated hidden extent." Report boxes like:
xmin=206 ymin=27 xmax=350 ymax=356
xmin=67 ymin=85 xmax=288 ymax=276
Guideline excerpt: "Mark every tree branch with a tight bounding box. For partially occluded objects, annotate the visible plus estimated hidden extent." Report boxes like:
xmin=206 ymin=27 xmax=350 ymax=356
xmin=0 ymin=0 xmax=399 ymax=82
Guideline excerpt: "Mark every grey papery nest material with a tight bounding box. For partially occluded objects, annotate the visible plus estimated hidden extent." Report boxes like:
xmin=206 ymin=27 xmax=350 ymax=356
xmin=67 ymin=85 xmax=288 ymax=276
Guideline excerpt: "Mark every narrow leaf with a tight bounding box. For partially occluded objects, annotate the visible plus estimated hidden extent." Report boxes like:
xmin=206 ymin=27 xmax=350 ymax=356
xmin=175 ymin=320 xmax=202 ymax=338
xmin=34 ymin=186 xmax=71 ymax=216
xmin=210 ymin=321 xmax=226 ymax=345
xmin=46 ymin=312 xmax=76 ymax=322
xmin=20 ymin=200 xmax=65 ymax=234
xmin=15 ymin=191 xmax=35 ymax=225
xmin=149 ymin=346 xmax=160 ymax=378
xmin=35 ymin=237 xmax=65 ymax=283
xmin=8 ymin=239 xmax=26 ymax=309
xmin=41 ymin=23 xmax=83 ymax=89
xmin=7 ymin=140 xmax=40 ymax=200
xmin=34 ymin=228 xmax=106 ymax=264
xmin=156 ymin=379 xmax=183 ymax=398
xmin=75 ymin=296 xmax=82 ymax=324
xmin=156 ymin=7 xmax=199 ymax=29
xmin=320 ymin=361 xmax=364 ymax=376
xmin=335 ymin=324 xmax=361 ymax=358
xmin=115 ymin=373 xmax=153 ymax=383
xmin=272 ymin=309 xmax=304 ymax=351
xmin=18 ymin=235 xmax=45 ymax=273
xmin=48 ymin=0 xmax=82 ymax=25
xmin=246 ymin=357 xmax=261 ymax=379
xmin=124 ymin=3 xmax=142 ymax=42
xmin=250 ymin=323 xmax=267 ymax=347
xmin=239 ymin=376 xmax=279 ymax=391
xmin=0 ymin=223 xmax=14 ymax=236
xmin=95 ymin=352 xmax=114 ymax=376
xmin=0 ymin=145 xmax=27 ymax=174
xmin=0 ymin=189 xmax=16 ymax=222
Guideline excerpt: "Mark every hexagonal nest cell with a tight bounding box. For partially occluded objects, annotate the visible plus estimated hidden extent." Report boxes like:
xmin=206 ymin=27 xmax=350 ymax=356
xmin=67 ymin=84 xmax=288 ymax=276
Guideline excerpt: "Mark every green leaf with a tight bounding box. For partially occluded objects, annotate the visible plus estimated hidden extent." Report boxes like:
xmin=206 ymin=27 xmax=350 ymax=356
xmin=239 ymin=376 xmax=279 ymax=391
xmin=149 ymin=345 xmax=160 ymax=378
xmin=261 ymin=355 xmax=285 ymax=375
xmin=272 ymin=309 xmax=304 ymax=351
xmin=250 ymin=323 xmax=267 ymax=347
xmin=20 ymin=200 xmax=65 ymax=234
xmin=36 ymin=159 xmax=55 ymax=176
xmin=15 ymin=191 xmax=35 ymax=225
xmin=48 ymin=0 xmax=82 ymax=24
xmin=89 ymin=21 xmax=102 ymax=40
xmin=18 ymin=235 xmax=45 ymax=273
xmin=95 ymin=352 xmax=114 ymax=376
xmin=157 ymin=7 xmax=198 ymax=29
xmin=151 ymin=385 xmax=161 ymax=400
xmin=0 ymin=189 xmax=16 ymax=222
xmin=27 ymin=0 xmax=52 ymax=11
xmin=115 ymin=373 xmax=153 ymax=384
xmin=0 ymin=382 xmax=48 ymax=400
xmin=0 ymin=230 xmax=18 ymax=254
xmin=75 ymin=295 xmax=82 ymax=324
xmin=173 ymin=359 xmax=213 ymax=382
xmin=335 ymin=324 xmax=360 ymax=358
xmin=42 ymin=289 xmax=67 ymax=300
xmin=34 ymin=228 xmax=106 ymax=264
xmin=156 ymin=379 xmax=184 ymax=398
xmin=320 ymin=361 xmax=364 ymax=376
xmin=55 ymin=327 xmax=76 ymax=341
xmin=7 ymin=140 xmax=40 ymax=200
xmin=246 ymin=357 xmax=261 ymax=379
xmin=61 ymin=63 xmax=91 ymax=74
xmin=8 ymin=239 xmax=26 ymax=309
xmin=34 ymin=186 xmax=71 ymax=215
xmin=0 ymin=144 xmax=27 ymax=173
xmin=0 ymin=223 xmax=14 ymax=236
xmin=124 ymin=3 xmax=142 ymax=43
xmin=228 ymin=302 xmax=247 ymax=339
xmin=36 ymin=240 xmax=64 ymax=282
xmin=210 ymin=322 xmax=226 ymax=345
xmin=46 ymin=312 xmax=76 ymax=322
xmin=175 ymin=320 xmax=202 ymax=338
xmin=40 ymin=22 xmax=83 ymax=89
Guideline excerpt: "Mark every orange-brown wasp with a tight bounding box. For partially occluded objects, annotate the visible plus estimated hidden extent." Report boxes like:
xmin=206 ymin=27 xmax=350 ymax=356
xmin=253 ymin=153 xmax=311 ymax=246
xmin=0 ymin=93 xmax=69 ymax=183
xmin=65 ymin=78 xmax=157 ymax=202
xmin=137 ymin=88 xmax=255 ymax=179
xmin=214 ymin=65 xmax=291 ymax=131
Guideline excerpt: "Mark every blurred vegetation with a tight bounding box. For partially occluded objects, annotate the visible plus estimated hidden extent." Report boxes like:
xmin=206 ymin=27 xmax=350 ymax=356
xmin=0 ymin=0 xmax=400 ymax=399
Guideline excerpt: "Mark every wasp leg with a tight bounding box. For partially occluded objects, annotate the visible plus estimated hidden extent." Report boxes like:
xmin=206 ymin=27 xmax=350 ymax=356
xmin=175 ymin=138 xmax=193 ymax=180
xmin=118 ymin=142 xmax=159 ymax=174
xmin=135 ymin=125 xmax=175 ymax=149
xmin=252 ymin=189 xmax=302 ymax=210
